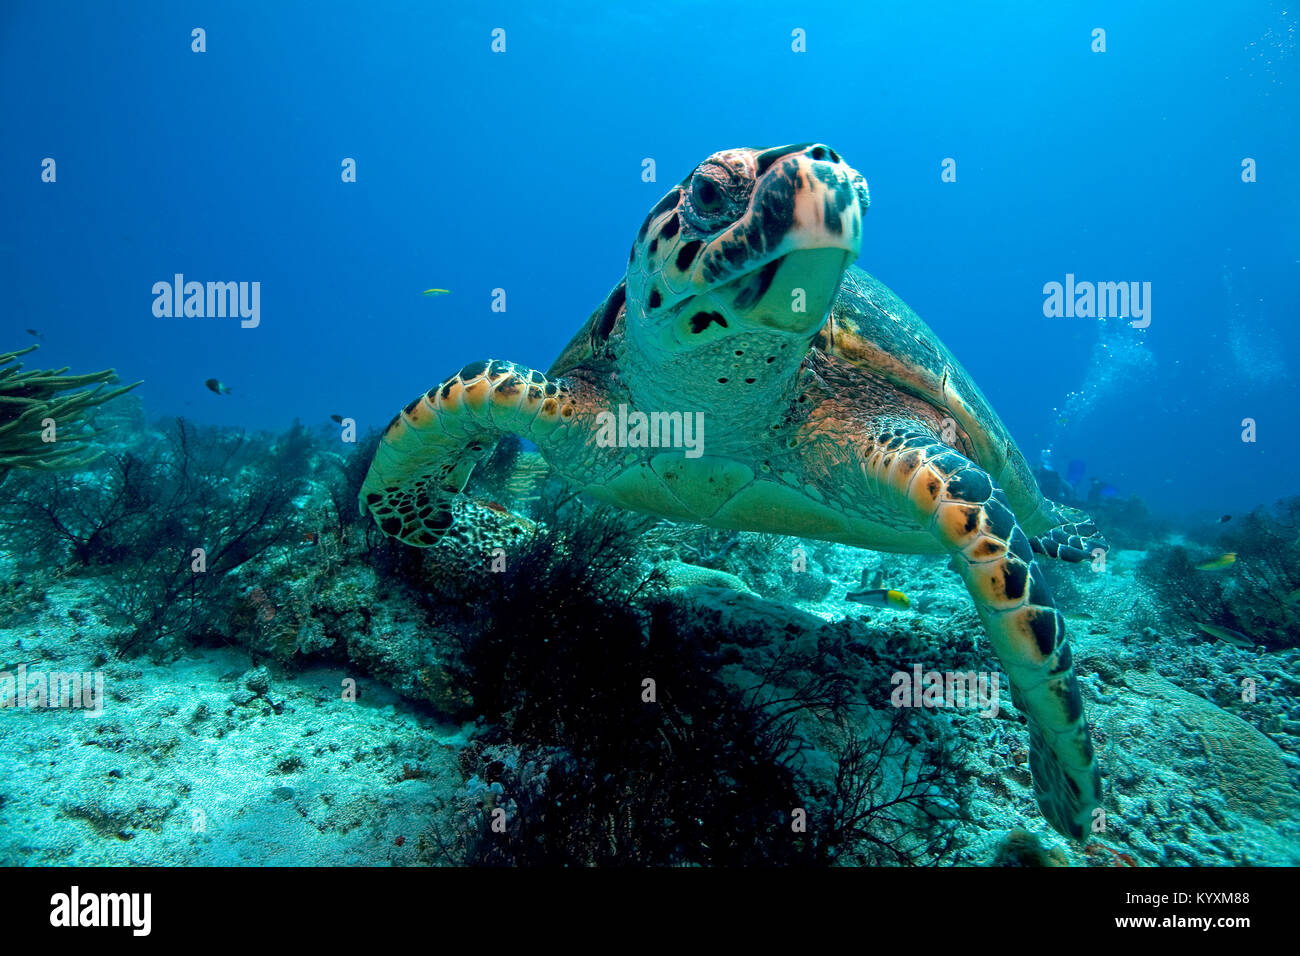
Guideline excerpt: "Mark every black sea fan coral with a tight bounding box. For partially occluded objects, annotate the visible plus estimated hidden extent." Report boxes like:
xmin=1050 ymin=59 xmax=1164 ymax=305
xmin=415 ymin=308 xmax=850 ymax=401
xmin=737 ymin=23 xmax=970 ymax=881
xmin=0 ymin=345 xmax=140 ymax=482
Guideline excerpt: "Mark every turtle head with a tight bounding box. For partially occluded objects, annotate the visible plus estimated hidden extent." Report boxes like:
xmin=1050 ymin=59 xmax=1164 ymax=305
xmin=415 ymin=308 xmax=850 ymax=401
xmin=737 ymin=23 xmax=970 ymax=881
xmin=625 ymin=144 xmax=868 ymax=353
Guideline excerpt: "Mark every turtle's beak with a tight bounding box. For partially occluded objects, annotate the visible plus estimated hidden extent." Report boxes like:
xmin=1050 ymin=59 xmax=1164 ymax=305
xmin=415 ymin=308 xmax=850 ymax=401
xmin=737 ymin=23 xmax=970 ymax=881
xmin=703 ymin=144 xmax=865 ymax=332
xmin=762 ymin=144 xmax=866 ymax=263
xmin=702 ymin=144 xmax=866 ymax=283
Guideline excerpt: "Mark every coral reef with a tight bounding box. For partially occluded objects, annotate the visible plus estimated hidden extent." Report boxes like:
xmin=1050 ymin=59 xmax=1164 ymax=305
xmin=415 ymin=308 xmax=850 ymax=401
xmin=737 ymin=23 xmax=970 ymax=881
xmin=0 ymin=345 xmax=139 ymax=482
xmin=1 ymin=417 xmax=310 ymax=657
xmin=2 ymin=405 xmax=1298 ymax=867
xmin=1137 ymin=497 xmax=1300 ymax=650
xmin=991 ymin=827 xmax=1069 ymax=867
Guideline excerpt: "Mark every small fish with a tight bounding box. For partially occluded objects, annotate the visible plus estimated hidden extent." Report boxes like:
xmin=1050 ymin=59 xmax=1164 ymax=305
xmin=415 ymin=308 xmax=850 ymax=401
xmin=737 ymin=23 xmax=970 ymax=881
xmin=849 ymin=588 xmax=912 ymax=610
xmin=1056 ymin=416 xmax=1069 ymax=426
xmin=204 ymin=378 xmax=231 ymax=395
xmin=1219 ymin=514 xmax=1232 ymax=523
xmin=330 ymin=414 xmax=344 ymax=424
xmin=847 ymin=570 xmax=910 ymax=609
xmin=1194 ymin=621 xmax=1254 ymax=649
xmin=421 ymin=288 xmax=450 ymax=296
xmin=302 ymin=531 xmax=318 ymax=545
xmin=24 ymin=328 xmax=43 ymax=340
xmin=1195 ymin=552 xmax=1236 ymax=571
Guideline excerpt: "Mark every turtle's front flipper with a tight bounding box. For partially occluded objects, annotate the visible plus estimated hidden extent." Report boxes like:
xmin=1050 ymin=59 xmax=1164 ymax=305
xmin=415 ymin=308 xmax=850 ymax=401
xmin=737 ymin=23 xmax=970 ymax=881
xmin=1030 ymin=501 xmax=1109 ymax=563
xmin=359 ymin=360 xmax=576 ymax=547
xmin=863 ymin=429 xmax=1102 ymax=840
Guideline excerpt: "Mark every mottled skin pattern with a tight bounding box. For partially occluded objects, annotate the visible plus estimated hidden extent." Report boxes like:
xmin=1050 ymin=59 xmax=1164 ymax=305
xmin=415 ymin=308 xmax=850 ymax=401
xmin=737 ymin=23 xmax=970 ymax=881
xmin=359 ymin=144 xmax=1105 ymax=840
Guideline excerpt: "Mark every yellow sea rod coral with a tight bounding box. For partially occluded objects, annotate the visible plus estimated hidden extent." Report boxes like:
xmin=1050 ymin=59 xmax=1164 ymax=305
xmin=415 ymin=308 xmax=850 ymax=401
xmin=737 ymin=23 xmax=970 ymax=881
xmin=0 ymin=345 xmax=140 ymax=481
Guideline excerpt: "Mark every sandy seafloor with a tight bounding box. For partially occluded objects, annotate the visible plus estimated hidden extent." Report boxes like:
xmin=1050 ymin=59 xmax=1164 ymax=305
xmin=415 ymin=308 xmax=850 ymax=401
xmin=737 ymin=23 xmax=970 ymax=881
xmin=1 ymin=536 xmax=1297 ymax=867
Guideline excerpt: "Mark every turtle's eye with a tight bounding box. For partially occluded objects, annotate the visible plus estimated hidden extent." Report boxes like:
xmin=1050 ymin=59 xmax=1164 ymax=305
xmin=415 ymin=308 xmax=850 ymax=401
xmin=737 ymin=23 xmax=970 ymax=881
xmin=691 ymin=175 xmax=724 ymax=215
xmin=683 ymin=163 xmax=748 ymax=231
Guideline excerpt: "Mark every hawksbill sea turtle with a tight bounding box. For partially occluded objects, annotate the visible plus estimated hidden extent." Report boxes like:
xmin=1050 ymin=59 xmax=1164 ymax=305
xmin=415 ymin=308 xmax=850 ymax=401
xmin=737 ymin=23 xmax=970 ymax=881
xmin=359 ymin=143 xmax=1107 ymax=840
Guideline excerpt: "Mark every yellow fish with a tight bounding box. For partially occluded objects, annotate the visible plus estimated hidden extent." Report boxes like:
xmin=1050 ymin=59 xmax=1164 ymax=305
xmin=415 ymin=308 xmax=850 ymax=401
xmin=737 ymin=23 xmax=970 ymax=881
xmin=421 ymin=288 xmax=450 ymax=296
xmin=1195 ymin=552 xmax=1236 ymax=571
xmin=847 ymin=585 xmax=911 ymax=610
xmin=846 ymin=567 xmax=911 ymax=609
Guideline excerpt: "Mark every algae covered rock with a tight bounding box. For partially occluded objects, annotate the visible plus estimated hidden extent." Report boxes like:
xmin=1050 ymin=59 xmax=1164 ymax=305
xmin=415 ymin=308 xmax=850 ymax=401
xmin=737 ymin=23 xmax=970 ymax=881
xmin=656 ymin=559 xmax=754 ymax=594
xmin=1121 ymin=670 xmax=1300 ymax=822
xmin=990 ymin=827 xmax=1069 ymax=867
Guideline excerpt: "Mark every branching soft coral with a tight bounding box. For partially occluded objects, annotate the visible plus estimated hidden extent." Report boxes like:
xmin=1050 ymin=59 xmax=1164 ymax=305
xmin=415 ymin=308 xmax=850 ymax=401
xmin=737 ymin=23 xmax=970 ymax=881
xmin=0 ymin=345 xmax=140 ymax=481
xmin=1137 ymin=499 xmax=1300 ymax=650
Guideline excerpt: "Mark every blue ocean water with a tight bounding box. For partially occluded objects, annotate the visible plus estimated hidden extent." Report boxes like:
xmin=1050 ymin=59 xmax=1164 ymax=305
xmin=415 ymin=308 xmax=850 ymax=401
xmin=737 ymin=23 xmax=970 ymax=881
xmin=2 ymin=0 xmax=1296 ymax=518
